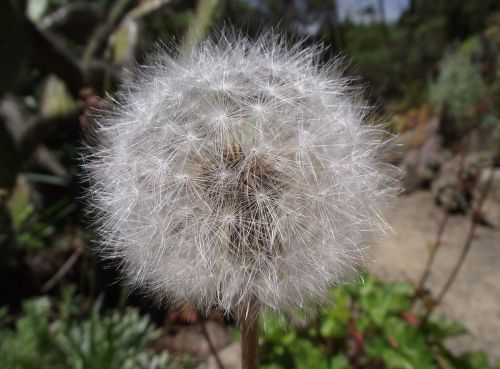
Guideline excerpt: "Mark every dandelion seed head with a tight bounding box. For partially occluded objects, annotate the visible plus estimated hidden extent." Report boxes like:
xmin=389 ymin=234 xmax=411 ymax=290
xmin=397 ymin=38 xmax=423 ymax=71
xmin=84 ymin=31 xmax=398 ymax=318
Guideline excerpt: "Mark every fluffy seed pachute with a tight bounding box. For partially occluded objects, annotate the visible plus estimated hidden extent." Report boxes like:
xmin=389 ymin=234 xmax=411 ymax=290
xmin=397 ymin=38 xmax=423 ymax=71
xmin=84 ymin=31 xmax=399 ymax=317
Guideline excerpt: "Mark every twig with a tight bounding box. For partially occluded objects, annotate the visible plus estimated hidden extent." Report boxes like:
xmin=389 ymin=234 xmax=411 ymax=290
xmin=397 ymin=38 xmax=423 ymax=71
xmin=412 ymin=210 xmax=449 ymax=302
xmin=129 ymin=0 xmax=174 ymax=18
xmin=435 ymin=167 xmax=495 ymax=303
xmin=24 ymin=19 xmax=85 ymax=98
xmin=82 ymin=0 xmax=135 ymax=70
xmin=424 ymin=166 xmax=495 ymax=320
xmin=199 ymin=318 xmax=227 ymax=369
xmin=412 ymin=140 xmax=469 ymax=303
xmin=33 ymin=145 xmax=70 ymax=178
xmin=42 ymin=243 xmax=84 ymax=292
xmin=18 ymin=111 xmax=79 ymax=159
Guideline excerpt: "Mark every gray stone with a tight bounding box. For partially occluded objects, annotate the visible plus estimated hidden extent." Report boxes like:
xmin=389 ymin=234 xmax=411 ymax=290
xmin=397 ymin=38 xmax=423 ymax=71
xmin=171 ymin=322 xmax=230 ymax=359
xmin=479 ymin=169 xmax=500 ymax=228
xmin=204 ymin=321 xmax=231 ymax=351
xmin=172 ymin=328 xmax=210 ymax=358
xmin=196 ymin=342 xmax=242 ymax=369
xmin=396 ymin=119 xmax=443 ymax=192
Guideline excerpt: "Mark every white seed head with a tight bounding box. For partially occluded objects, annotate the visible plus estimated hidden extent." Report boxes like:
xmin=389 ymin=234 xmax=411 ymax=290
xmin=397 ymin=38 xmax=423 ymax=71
xmin=83 ymin=31 xmax=398 ymax=318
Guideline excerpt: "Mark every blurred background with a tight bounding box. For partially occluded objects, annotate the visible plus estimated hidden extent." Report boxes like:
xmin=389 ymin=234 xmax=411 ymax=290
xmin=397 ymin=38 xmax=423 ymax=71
xmin=1 ymin=1 xmax=499 ymax=368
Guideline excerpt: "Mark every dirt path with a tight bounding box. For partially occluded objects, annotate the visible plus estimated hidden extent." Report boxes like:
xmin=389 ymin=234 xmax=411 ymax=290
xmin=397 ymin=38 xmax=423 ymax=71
xmin=369 ymin=191 xmax=500 ymax=362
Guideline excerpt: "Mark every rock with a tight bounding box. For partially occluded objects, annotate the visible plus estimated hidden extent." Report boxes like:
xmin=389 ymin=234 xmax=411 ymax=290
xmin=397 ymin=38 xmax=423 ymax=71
xmin=204 ymin=321 xmax=231 ymax=351
xmin=172 ymin=328 xmax=209 ymax=358
xmin=479 ymin=168 xmax=500 ymax=228
xmin=196 ymin=342 xmax=242 ymax=369
xmin=400 ymin=135 xmax=443 ymax=192
xmin=396 ymin=118 xmax=444 ymax=192
xmin=171 ymin=322 xmax=230 ymax=359
xmin=431 ymin=153 xmax=490 ymax=213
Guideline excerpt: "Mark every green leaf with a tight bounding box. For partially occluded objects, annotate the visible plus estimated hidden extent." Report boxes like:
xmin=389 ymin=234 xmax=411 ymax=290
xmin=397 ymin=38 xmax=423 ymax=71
xmin=292 ymin=339 xmax=329 ymax=369
xmin=365 ymin=336 xmax=387 ymax=359
xmin=320 ymin=289 xmax=350 ymax=338
xmin=455 ymin=352 xmax=493 ymax=369
xmin=355 ymin=314 xmax=372 ymax=332
xmin=382 ymin=318 xmax=434 ymax=369
xmin=26 ymin=0 xmax=49 ymax=21
xmin=0 ymin=292 xmax=171 ymax=369
xmin=357 ymin=280 xmax=413 ymax=326
xmin=427 ymin=317 xmax=467 ymax=340
xmin=381 ymin=348 xmax=416 ymax=369
xmin=329 ymin=354 xmax=353 ymax=369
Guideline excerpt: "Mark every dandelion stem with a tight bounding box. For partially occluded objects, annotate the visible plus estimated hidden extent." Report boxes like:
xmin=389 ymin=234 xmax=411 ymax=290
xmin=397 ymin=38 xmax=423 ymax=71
xmin=239 ymin=299 xmax=260 ymax=369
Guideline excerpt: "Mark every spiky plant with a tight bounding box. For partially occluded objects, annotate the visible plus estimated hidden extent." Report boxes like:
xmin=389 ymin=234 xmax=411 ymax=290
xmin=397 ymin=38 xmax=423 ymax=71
xmin=84 ymin=31 xmax=398 ymax=369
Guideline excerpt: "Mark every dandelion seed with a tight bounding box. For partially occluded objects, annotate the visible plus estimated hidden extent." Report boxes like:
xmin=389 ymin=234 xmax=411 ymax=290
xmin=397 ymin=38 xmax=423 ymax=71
xmin=84 ymin=31 xmax=398 ymax=322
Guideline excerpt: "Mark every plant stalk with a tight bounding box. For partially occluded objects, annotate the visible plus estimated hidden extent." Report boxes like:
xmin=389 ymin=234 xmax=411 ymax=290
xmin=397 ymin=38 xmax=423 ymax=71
xmin=412 ymin=210 xmax=449 ymax=302
xmin=413 ymin=139 xmax=469 ymax=304
xmin=423 ymin=166 xmax=495 ymax=321
xmin=239 ymin=299 xmax=260 ymax=369
xmin=181 ymin=0 xmax=221 ymax=58
xmin=435 ymin=167 xmax=495 ymax=305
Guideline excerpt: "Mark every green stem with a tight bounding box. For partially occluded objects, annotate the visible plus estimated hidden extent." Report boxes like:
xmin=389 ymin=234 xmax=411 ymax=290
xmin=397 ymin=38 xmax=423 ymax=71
xmin=181 ymin=0 xmax=221 ymax=58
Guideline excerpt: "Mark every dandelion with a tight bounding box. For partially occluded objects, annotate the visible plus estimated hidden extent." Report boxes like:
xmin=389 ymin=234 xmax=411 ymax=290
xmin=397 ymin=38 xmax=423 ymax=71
xmin=84 ymin=31 xmax=398 ymax=368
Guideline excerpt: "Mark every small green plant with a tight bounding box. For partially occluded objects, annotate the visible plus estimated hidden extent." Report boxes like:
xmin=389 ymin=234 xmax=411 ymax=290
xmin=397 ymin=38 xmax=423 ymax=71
xmin=0 ymin=288 xmax=173 ymax=369
xmin=429 ymin=35 xmax=500 ymax=149
xmin=6 ymin=175 xmax=78 ymax=253
xmin=259 ymin=274 xmax=496 ymax=369
xmin=429 ymin=50 xmax=485 ymax=124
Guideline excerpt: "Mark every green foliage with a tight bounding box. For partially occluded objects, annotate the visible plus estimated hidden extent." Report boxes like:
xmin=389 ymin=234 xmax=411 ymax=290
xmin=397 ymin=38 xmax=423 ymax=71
xmin=0 ymin=289 xmax=173 ymax=369
xmin=6 ymin=174 xmax=78 ymax=253
xmin=428 ymin=29 xmax=500 ymax=149
xmin=259 ymin=274 xmax=495 ymax=369
xmin=429 ymin=51 xmax=485 ymax=123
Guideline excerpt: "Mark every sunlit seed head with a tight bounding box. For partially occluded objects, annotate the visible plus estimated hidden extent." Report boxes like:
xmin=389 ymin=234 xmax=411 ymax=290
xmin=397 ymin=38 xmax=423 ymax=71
xmin=84 ymin=30 xmax=399 ymax=319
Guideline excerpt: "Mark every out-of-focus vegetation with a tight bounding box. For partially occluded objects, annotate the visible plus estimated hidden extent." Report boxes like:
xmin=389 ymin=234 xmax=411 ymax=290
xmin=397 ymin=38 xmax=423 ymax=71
xmin=260 ymin=274 xmax=495 ymax=369
xmin=1 ymin=0 xmax=499 ymax=368
xmin=0 ymin=288 xmax=177 ymax=369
